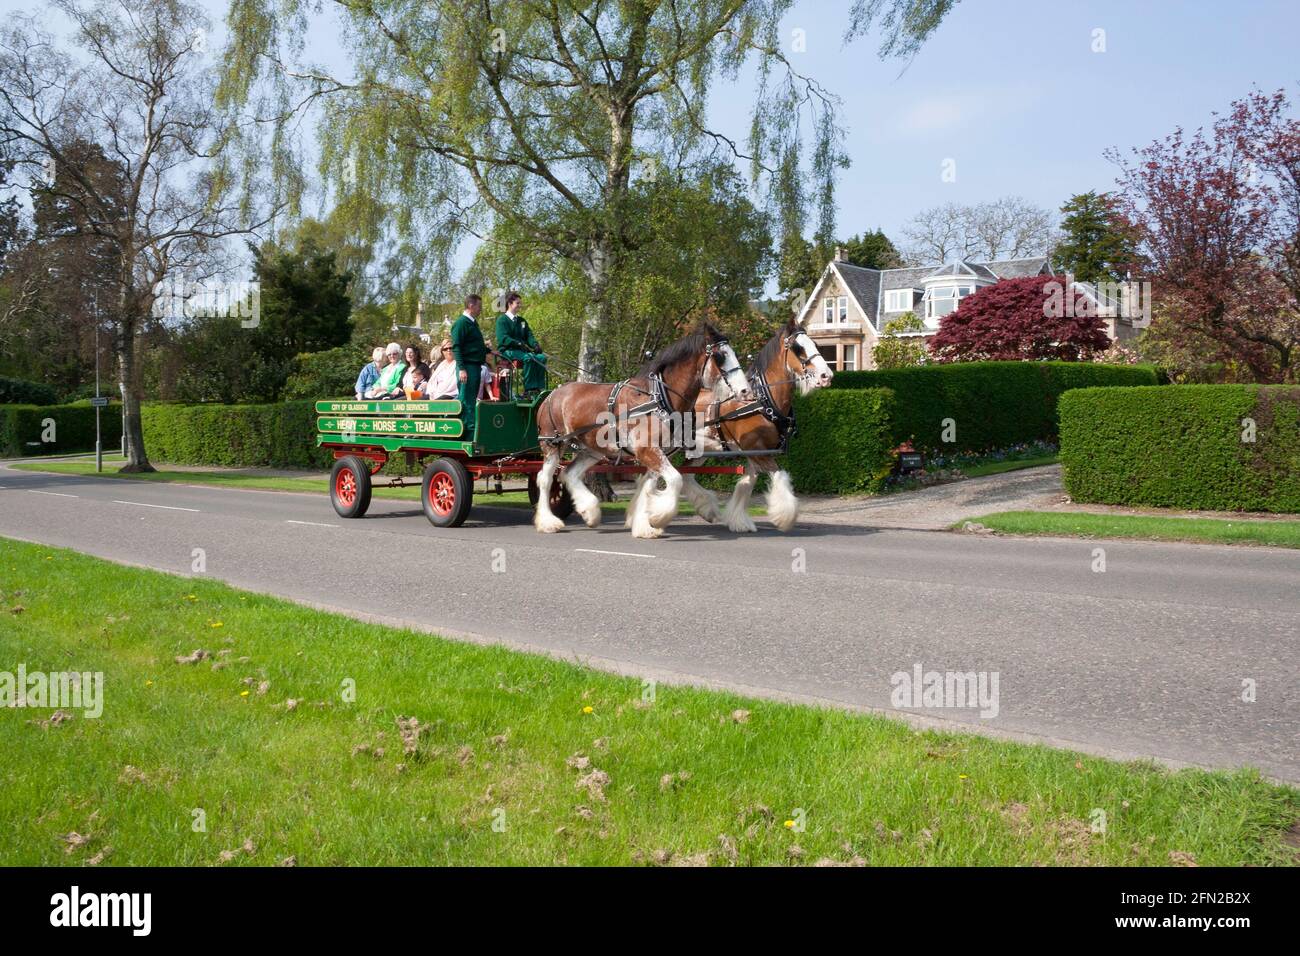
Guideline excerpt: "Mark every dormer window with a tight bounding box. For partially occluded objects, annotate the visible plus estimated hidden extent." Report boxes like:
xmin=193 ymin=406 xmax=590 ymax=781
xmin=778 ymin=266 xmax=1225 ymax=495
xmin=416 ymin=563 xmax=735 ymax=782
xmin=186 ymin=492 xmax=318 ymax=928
xmin=884 ymin=289 xmax=913 ymax=312
xmin=838 ymin=296 xmax=848 ymax=321
xmin=823 ymin=297 xmax=834 ymax=323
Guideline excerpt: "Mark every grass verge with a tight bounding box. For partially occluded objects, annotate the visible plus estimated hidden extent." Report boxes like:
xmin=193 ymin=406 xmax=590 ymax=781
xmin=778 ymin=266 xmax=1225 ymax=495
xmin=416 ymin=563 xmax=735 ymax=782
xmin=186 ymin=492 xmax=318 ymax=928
xmin=960 ymin=455 xmax=1058 ymax=478
xmin=961 ymin=510 xmax=1300 ymax=550
xmin=1 ymin=537 xmax=1295 ymax=866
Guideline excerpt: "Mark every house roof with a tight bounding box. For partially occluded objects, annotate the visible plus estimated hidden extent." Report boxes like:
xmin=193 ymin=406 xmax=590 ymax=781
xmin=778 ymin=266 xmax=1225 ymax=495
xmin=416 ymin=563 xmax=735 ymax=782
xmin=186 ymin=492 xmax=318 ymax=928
xmin=798 ymin=255 xmax=1052 ymax=332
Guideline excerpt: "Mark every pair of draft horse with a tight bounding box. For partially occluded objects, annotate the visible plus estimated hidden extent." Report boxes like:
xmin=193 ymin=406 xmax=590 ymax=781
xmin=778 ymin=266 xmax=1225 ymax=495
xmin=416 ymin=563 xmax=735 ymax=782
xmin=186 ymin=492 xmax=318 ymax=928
xmin=533 ymin=318 xmax=834 ymax=539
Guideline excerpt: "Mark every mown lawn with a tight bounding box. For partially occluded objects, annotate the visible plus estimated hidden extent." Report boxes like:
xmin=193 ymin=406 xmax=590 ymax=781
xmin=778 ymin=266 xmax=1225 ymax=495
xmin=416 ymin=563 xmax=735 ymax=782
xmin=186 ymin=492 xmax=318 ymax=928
xmin=1 ymin=537 xmax=1296 ymax=867
xmin=963 ymin=510 xmax=1300 ymax=550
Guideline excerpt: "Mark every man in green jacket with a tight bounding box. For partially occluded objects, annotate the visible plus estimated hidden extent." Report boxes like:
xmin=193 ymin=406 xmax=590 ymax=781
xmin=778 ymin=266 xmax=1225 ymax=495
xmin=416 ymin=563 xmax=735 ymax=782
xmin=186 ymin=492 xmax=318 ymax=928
xmin=494 ymin=291 xmax=547 ymax=399
xmin=450 ymin=294 xmax=488 ymax=440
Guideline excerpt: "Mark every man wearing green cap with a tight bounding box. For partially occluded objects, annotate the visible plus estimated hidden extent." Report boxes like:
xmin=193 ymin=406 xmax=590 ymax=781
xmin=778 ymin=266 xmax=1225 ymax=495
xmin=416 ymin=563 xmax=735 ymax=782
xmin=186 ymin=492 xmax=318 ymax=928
xmin=450 ymin=294 xmax=487 ymax=441
xmin=494 ymin=291 xmax=548 ymax=399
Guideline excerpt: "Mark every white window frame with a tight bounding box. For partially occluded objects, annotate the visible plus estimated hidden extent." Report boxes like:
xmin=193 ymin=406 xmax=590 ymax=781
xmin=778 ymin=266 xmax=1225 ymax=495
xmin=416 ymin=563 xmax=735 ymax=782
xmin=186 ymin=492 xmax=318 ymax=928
xmin=842 ymin=343 xmax=857 ymax=371
xmin=885 ymin=289 xmax=912 ymax=313
xmin=837 ymin=295 xmax=848 ymax=322
xmin=926 ymin=285 xmax=960 ymax=321
xmin=823 ymin=297 xmax=834 ymax=323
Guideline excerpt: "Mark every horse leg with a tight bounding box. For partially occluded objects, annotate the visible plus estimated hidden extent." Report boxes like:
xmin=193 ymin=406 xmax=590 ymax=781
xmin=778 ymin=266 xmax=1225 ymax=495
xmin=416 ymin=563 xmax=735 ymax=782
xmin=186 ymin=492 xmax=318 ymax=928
xmin=763 ymin=463 xmax=800 ymax=532
xmin=533 ymin=447 xmax=567 ymax=533
xmin=723 ymin=460 xmax=759 ymax=533
xmin=644 ymin=450 xmax=683 ymax=530
xmin=623 ymin=472 xmax=653 ymax=529
xmin=628 ymin=469 xmax=662 ymax=540
xmin=679 ymin=474 xmax=721 ymax=523
xmin=563 ymin=452 xmax=603 ymax=528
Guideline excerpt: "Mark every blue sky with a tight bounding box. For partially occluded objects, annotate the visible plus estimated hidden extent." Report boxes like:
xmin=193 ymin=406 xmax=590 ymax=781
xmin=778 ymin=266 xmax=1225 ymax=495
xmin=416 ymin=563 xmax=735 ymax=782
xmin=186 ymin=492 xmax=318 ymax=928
xmin=721 ymin=0 xmax=1300 ymax=243
xmin=6 ymin=0 xmax=1299 ymax=271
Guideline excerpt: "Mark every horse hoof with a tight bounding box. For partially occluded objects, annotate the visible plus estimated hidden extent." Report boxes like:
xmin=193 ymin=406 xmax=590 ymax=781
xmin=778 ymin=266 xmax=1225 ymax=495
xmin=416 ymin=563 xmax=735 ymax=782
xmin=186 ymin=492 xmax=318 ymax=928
xmin=535 ymin=515 xmax=565 ymax=533
xmin=726 ymin=514 xmax=757 ymax=533
xmin=580 ymin=503 xmax=601 ymax=528
xmin=769 ymin=513 xmax=798 ymax=532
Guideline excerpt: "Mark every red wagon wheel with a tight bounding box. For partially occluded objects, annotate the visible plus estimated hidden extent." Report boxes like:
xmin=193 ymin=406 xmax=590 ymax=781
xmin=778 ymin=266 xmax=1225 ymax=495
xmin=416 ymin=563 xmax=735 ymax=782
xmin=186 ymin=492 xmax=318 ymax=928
xmin=421 ymin=457 xmax=473 ymax=527
xmin=329 ymin=456 xmax=372 ymax=518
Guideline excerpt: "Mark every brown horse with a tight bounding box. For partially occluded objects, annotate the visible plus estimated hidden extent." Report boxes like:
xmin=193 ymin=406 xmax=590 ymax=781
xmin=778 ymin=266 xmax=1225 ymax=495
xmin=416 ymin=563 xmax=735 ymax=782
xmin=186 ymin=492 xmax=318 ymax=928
xmin=534 ymin=322 xmax=753 ymax=538
xmin=670 ymin=316 xmax=834 ymax=532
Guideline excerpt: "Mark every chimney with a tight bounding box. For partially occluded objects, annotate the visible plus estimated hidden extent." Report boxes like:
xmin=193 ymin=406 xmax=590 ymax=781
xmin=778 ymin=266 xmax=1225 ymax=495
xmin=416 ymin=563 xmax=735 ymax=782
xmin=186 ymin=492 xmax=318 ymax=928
xmin=833 ymin=246 xmax=846 ymax=262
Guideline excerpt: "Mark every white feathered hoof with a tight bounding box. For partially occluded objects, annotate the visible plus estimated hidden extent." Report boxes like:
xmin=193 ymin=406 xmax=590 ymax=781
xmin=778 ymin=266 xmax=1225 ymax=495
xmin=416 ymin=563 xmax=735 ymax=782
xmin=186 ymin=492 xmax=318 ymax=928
xmin=534 ymin=511 xmax=566 ymax=533
xmin=725 ymin=505 xmax=758 ymax=534
xmin=630 ymin=514 xmax=663 ymax=539
xmin=579 ymin=500 xmax=602 ymax=528
xmin=766 ymin=471 xmax=800 ymax=532
xmin=646 ymin=492 xmax=679 ymax=529
xmin=693 ymin=488 xmax=722 ymax=523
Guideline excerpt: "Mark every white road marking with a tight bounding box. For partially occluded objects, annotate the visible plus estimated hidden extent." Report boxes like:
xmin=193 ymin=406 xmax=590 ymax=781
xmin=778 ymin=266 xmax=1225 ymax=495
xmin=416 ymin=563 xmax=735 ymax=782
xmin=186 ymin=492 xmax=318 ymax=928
xmin=28 ymin=490 xmax=78 ymax=498
xmin=574 ymin=548 xmax=656 ymax=559
xmin=112 ymin=500 xmax=200 ymax=513
xmin=286 ymin=519 xmax=338 ymax=528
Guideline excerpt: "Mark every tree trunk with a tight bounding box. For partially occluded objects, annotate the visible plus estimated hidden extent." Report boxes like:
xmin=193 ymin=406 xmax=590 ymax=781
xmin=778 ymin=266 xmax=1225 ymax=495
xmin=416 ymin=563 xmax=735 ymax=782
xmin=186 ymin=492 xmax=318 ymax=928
xmin=578 ymin=240 xmax=616 ymax=500
xmin=116 ymin=289 xmax=154 ymax=473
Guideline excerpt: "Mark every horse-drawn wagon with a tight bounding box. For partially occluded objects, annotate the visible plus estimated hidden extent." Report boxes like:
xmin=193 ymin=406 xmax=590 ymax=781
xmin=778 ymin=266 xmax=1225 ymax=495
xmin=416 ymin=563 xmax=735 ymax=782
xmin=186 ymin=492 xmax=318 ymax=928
xmin=316 ymin=392 xmax=746 ymax=529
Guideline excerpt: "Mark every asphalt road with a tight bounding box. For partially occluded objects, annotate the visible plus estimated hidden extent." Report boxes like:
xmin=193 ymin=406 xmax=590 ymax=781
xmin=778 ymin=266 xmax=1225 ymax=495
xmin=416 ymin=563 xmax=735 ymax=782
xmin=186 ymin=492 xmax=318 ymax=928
xmin=2 ymin=462 xmax=1297 ymax=782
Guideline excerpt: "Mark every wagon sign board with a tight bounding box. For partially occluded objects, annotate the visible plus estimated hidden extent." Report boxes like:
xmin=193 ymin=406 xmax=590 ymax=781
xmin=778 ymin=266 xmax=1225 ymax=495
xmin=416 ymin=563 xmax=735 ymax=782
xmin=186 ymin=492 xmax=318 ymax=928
xmin=317 ymin=417 xmax=465 ymax=438
xmin=315 ymin=399 xmax=462 ymax=416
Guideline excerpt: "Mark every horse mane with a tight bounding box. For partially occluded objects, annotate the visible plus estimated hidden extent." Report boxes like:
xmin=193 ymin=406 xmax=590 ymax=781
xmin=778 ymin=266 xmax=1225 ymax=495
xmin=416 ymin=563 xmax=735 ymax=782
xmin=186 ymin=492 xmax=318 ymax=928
xmin=749 ymin=316 xmax=801 ymax=376
xmin=639 ymin=321 xmax=725 ymax=376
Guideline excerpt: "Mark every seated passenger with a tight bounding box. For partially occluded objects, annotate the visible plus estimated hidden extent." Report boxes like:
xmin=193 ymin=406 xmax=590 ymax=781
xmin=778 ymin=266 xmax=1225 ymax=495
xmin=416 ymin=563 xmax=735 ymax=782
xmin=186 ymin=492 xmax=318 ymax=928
xmin=401 ymin=344 xmax=431 ymax=393
xmin=405 ymin=364 xmax=431 ymax=399
xmin=478 ymin=360 xmax=499 ymax=401
xmin=425 ymin=340 xmax=458 ymax=400
xmin=364 ymin=342 xmax=407 ymax=398
xmin=354 ymin=346 xmax=384 ymax=400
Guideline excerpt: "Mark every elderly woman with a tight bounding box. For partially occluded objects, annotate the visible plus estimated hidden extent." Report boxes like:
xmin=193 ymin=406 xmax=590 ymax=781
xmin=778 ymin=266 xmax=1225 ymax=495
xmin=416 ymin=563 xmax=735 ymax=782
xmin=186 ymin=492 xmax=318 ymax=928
xmin=425 ymin=338 xmax=459 ymax=400
xmin=354 ymin=346 xmax=385 ymax=400
xmin=364 ymin=342 xmax=407 ymax=398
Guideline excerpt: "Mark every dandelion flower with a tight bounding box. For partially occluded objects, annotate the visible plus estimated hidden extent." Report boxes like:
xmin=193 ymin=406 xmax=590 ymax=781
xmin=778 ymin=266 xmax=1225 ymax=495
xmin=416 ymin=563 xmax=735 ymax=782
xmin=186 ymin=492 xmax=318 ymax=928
xmin=582 ymin=706 xmax=593 ymax=715
xmin=240 ymin=690 xmax=250 ymax=697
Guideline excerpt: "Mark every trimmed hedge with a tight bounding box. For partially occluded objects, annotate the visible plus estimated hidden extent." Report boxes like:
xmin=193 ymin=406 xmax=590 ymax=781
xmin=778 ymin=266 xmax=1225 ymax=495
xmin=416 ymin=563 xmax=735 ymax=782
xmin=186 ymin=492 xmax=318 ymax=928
xmin=0 ymin=403 xmax=123 ymax=457
xmin=0 ymin=376 xmax=58 ymax=406
xmin=830 ymin=361 xmax=1159 ymax=453
xmin=140 ymin=401 xmax=333 ymax=470
xmin=281 ymin=346 xmax=363 ymax=401
xmin=1060 ymin=385 xmax=1300 ymax=513
xmin=138 ymin=390 xmax=899 ymax=494
xmin=784 ymin=387 xmax=896 ymax=495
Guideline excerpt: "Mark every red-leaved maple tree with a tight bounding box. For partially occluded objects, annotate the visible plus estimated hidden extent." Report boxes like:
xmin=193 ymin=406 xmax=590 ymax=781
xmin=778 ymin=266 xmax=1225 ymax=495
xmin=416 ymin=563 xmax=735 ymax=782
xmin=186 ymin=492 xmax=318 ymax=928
xmin=1109 ymin=89 xmax=1300 ymax=382
xmin=927 ymin=275 xmax=1111 ymax=362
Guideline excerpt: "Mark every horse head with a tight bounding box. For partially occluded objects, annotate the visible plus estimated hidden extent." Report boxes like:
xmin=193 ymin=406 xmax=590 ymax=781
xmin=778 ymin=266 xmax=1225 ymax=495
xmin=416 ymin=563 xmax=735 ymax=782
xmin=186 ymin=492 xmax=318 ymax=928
xmin=784 ymin=317 xmax=834 ymax=394
xmin=645 ymin=322 xmax=752 ymax=405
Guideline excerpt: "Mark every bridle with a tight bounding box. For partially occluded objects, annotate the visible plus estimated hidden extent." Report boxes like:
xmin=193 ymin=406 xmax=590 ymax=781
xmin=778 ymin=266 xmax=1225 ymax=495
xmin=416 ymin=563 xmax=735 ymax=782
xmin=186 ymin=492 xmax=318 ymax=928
xmin=705 ymin=333 xmax=815 ymax=453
